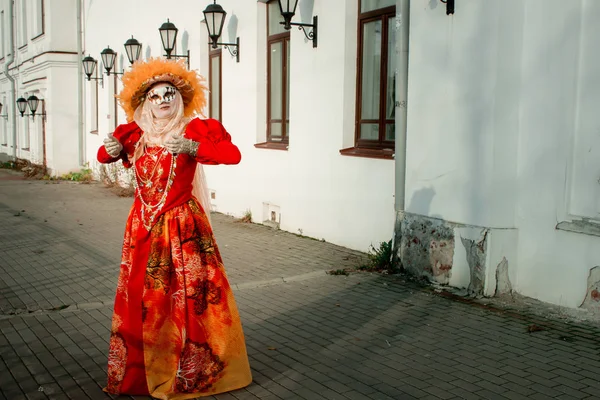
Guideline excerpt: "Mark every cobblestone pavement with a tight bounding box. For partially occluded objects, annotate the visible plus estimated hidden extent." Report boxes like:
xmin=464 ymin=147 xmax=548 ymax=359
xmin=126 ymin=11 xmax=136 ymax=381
xmin=1 ymin=168 xmax=600 ymax=400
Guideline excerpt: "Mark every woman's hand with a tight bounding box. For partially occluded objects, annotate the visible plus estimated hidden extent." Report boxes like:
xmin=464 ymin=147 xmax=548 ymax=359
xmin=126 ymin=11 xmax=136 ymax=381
xmin=164 ymin=134 xmax=199 ymax=157
xmin=103 ymin=133 xmax=123 ymax=158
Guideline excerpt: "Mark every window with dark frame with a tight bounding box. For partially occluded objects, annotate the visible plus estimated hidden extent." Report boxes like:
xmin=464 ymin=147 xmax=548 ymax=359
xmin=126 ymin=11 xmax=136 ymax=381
xmin=1 ymin=97 xmax=7 ymax=145
xmin=1 ymin=11 xmax=5 ymax=59
xmin=21 ymin=109 xmax=30 ymax=150
xmin=209 ymin=48 xmax=222 ymax=122
xmin=355 ymin=0 xmax=396 ymax=151
xmin=267 ymin=0 xmax=290 ymax=145
xmin=32 ymin=0 xmax=44 ymax=40
xmin=90 ymin=78 xmax=99 ymax=134
xmin=18 ymin=0 xmax=28 ymax=49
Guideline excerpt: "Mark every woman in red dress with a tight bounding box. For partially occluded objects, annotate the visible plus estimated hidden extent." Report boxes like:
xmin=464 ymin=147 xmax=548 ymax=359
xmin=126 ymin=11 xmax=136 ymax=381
xmin=97 ymin=58 xmax=252 ymax=399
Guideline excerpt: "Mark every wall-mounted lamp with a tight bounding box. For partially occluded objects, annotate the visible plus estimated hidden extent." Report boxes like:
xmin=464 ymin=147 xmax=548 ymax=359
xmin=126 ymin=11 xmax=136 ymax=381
xmin=0 ymin=103 xmax=8 ymax=120
xmin=16 ymin=97 xmax=27 ymax=117
xmin=203 ymin=1 xmax=240 ymax=63
xmin=159 ymin=19 xmax=191 ymax=69
xmin=100 ymin=46 xmax=124 ymax=76
xmin=124 ymin=36 xmax=142 ymax=65
xmin=278 ymin=0 xmax=318 ymax=48
xmin=82 ymin=55 xmax=105 ymax=88
xmin=17 ymin=96 xmax=46 ymax=120
xmin=440 ymin=0 xmax=455 ymax=15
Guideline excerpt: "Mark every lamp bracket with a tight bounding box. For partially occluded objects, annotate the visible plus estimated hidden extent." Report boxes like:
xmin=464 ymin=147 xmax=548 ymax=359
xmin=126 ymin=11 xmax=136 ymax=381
xmin=213 ymin=37 xmax=240 ymax=63
xmin=281 ymin=16 xmax=318 ymax=48
xmin=87 ymin=75 xmax=104 ymax=88
xmin=164 ymin=50 xmax=191 ymax=69
xmin=440 ymin=0 xmax=455 ymax=15
xmin=30 ymin=112 xmax=47 ymax=122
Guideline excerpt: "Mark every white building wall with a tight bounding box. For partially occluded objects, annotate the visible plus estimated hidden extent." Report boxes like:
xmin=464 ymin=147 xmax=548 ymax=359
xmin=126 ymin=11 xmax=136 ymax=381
xmin=201 ymin=0 xmax=395 ymax=251
xmin=0 ymin=0 xmax=81 ymax=175
xmin=404 ymin=0 xmax=600 ymax=309
xmin=84 ymin=0 xmax=396 ymax=252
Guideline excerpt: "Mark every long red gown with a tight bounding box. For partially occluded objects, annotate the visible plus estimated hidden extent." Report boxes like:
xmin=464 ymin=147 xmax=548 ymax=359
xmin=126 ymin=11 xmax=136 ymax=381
xmin=97 ymin=118 xmax=252 ymax=399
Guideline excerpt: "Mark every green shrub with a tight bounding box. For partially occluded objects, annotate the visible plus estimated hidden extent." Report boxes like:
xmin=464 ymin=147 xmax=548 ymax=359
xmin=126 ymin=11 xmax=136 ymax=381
xmin=359 ymin=239 xmax=394 ymax=272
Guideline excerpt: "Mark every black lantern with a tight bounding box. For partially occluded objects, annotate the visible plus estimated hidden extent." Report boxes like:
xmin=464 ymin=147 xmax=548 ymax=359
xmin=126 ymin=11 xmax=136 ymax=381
xmin=277 ymin=0 xmax=318 ymax=47
xmin=16 ymin=97 xmax=27 ymax=116
xmin=440 ymin=0 xmax=455 ymax=15
xmin=82 ymin=55 xmax=104 ymax=87
xmin=100 ymin=46 xmax=119 ymax=75
xmin=82 ymin=55 xmax=97 ymax=78
xmin=203 ymin=1 xmax=226 ymax=48
xmin=27 ymin=96 xmax=40 ymax=116
xmin=16 ymin=95 xmax=46 ymax=119
xmin=202 ymin=1 xmax=240 ymax=63
xmin=278 ymin=0 xmax=299 ymax=30
xmin=124 ymin=36 xmax=142 ymax=64
xmin=158 ymin=19 xmax=191 ymax=68
xmin=159 ymin=19 xmax=178 ymax=58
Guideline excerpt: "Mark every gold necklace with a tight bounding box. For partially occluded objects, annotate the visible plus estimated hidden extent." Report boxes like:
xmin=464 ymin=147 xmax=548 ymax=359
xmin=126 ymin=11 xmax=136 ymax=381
xmin=133 ymin=150 xmax=177 ymax=230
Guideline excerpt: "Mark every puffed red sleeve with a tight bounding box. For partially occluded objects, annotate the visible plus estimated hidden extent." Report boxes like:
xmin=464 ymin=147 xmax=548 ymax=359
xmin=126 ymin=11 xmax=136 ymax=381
xmin=97 ymin=122 xmax=141 ymax=168
xmin=184 ymin=118 xmax=242 ymax=165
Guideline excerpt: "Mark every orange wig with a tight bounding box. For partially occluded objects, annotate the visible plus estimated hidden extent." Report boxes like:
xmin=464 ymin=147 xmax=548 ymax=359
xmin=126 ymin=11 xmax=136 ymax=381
xmin=117 ymin=57 xmax=208 ymax=122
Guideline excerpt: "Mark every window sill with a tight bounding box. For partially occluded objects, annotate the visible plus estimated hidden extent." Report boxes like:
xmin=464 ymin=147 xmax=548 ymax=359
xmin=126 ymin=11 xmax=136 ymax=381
xmin=339 ymin=147 xmax=394 ymax=160
xmin=31 ymin=33 xmax=45 ymax=42
xmin=254 ymin=142 xmax=288 ymax=151
xmin=556 ymin=220 xmax=600 ymax=238
xmin=18 ymin=44 xmax=28 ymax=51
xmin=90 ymin=130 xmax=98 ymax=135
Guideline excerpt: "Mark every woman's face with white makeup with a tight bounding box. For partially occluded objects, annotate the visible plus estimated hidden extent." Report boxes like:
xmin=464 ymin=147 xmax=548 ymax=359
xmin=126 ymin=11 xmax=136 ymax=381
xmin=146 ymin=82 xmax=178 ymax=119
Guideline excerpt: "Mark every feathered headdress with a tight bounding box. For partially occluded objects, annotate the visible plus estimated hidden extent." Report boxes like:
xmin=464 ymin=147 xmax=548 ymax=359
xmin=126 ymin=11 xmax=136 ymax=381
xmin=117 ymin=57 xmax=207 ymax=122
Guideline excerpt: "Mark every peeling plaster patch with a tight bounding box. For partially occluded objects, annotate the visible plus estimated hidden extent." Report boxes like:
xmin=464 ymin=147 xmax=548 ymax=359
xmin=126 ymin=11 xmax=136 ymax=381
xmin=494 ymin=257 xmax=513 ymax=297
xmin=460 ymin=230 xmax=488 ymax=297
xmin=397 ymin=213 xmax=455 ymax=284
xmin=430 ymin=239 xmax=453 ymax=279
xmin=556 ymin=220 xmax=600 ymax=237
xmin=580 ymin=266 xmax=600 ymax=311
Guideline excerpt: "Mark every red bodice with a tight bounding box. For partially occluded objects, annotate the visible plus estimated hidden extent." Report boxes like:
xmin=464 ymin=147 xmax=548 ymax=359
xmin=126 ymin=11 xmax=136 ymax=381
xmin=97 ymin=118 xmax=241 ymax=231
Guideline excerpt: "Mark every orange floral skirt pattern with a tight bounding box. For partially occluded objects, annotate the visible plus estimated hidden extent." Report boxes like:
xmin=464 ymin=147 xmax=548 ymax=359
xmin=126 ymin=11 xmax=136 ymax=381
xmin=106 ymin=199 xmax=252 ymax=399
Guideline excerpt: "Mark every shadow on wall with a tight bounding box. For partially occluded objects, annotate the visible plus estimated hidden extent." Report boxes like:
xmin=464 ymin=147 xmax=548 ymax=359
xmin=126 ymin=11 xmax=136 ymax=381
xmin=299 ymin=0 xmax=315 ymax=23
xmin=227 ymin=14 xmax=239 ymax=43
xmin=181 ymin=30 xmax=190 ymax=53
xmin=406 ymin=186 xmax=442 ymax=220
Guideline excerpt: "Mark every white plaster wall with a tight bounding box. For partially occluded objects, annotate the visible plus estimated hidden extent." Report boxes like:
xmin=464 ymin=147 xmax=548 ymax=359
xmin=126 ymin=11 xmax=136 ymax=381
xmin=45 ymin=60 xmax=80 ymax=174
xmin=201 ymin=0 xmax=395 ymax=251
xmin=84 ymin=0 xmax=395 ymax=252
xmin=404 ymin=0 xmax=520 ymax=229
xmin=0 ymin=0 xmax=80 ymax=175
xmin=513 ymin=0 xmax=600 ymax=308
xmin=406 ymin=0 xmax=600 ymax=309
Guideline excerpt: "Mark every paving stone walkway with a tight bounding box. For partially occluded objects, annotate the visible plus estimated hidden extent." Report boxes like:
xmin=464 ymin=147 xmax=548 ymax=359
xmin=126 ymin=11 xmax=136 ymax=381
xmin=1 ymin=168 xmax=600 ymax=400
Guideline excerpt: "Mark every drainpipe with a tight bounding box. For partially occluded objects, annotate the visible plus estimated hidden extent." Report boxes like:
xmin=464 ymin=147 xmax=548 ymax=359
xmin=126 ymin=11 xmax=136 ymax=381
xmin=4 ymin=0 xmax=16 ymax=160
xmin=76 ymin=0 xmax=85 ymax=166
xmin=393 ymin=0 xmax=410 ymax=267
